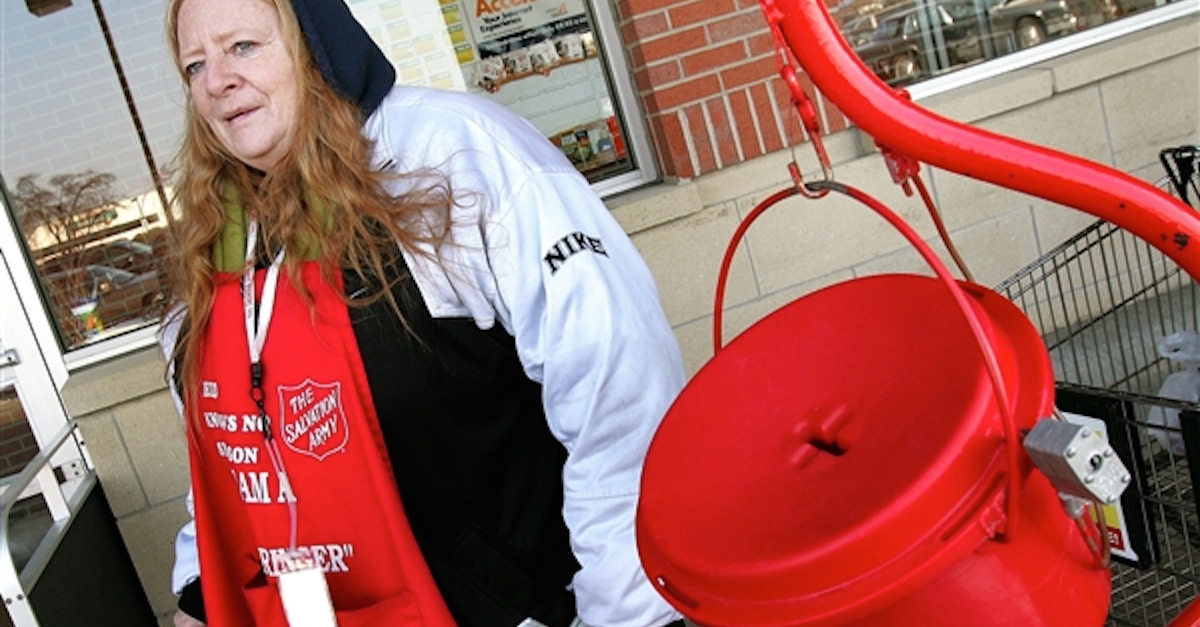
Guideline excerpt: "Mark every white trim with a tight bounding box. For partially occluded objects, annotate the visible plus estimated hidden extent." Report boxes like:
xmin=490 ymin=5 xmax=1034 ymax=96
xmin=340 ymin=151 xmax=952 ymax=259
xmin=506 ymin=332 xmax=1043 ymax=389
xmin=0 ymin=191 xmax=66 ymax=390
xmin=61 ymin=324 xmax=160 ymax=372
xmin=0 ymin=233 xmax=78 ymax=453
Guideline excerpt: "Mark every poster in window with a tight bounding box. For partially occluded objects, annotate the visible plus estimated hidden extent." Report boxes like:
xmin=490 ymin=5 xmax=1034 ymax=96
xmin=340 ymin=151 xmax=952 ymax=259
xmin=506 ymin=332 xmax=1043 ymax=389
xmin=350 ymin=0 xmax=634 ymax=180
xmin=438 ymin=0 xmax=629 ymax=179
xmin=348 ymin=0 xmax=467 ymax=91
xmin=440 ymin=0 xmax=595 ymax=93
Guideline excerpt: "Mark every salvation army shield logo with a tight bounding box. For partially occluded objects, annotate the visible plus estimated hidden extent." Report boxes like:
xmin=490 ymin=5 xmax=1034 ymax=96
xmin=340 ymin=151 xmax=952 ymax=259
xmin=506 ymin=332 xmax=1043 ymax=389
xmin=277 ymin=379 xmax=349 ymax=461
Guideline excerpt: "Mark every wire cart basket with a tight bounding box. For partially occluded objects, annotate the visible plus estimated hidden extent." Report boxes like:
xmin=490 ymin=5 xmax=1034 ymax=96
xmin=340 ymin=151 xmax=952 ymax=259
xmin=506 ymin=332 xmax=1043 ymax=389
xmin=995 ymin=145 xmax=1200 ymax=627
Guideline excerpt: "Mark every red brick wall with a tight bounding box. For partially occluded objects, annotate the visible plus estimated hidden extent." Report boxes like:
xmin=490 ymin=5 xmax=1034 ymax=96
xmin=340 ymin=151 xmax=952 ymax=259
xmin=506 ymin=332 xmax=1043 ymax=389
xmin=0 ymin=390 xmax=37 ymax=477
xmin=0 ymin=389 xmax=48 ymax=521
xmin=616 ymin=0 xmax=848 ymax=178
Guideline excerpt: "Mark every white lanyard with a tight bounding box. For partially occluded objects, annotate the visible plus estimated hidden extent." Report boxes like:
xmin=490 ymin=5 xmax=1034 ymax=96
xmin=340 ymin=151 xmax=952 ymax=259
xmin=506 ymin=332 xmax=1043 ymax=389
xmin=243 ymin=218 xmax=286 ymax=367
xmin=240 ymin=218 xmax=302 ymax=555
xmin=238 ymin=219 xmax=333 ymax=623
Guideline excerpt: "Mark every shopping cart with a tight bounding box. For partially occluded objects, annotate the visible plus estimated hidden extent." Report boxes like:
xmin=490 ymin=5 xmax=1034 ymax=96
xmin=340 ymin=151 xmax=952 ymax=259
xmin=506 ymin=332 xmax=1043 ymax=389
xmin=996 ymin=145 xmax=1200 ymax=627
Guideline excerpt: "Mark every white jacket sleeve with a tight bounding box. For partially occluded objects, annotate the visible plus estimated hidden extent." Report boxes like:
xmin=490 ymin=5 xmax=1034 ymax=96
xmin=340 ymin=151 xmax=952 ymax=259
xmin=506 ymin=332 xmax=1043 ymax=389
xmin=369 ymin=87 xmax=685 ymax=627
xmin=160 ymin=311 xmax=202 ymax=596
xmin=488 ymin=170 xmax=686 ymax=627
xmin=172 ymin=495 xmax=200 ymax=595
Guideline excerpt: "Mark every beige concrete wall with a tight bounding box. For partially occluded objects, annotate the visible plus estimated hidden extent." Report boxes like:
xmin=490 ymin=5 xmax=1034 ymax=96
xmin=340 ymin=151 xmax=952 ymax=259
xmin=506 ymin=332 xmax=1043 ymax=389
xmin=62 ymin=348 xmax=190 ymax=627
xmin=59 ymin=13 xmax=1197 ymax=626
xmin=613 ymin=14 xmax=1200 ymax=375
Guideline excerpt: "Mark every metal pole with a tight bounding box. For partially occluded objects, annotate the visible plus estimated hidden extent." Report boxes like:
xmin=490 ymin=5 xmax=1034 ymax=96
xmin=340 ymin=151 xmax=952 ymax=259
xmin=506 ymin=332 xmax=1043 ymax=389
xmin=89 ymin=0 xmax=174 ymax=226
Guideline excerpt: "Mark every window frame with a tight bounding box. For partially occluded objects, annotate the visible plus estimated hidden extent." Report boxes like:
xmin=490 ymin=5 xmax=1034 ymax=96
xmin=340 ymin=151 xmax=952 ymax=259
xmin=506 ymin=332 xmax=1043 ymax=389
xmin=585 ymin=0 xmax=661 ymax=197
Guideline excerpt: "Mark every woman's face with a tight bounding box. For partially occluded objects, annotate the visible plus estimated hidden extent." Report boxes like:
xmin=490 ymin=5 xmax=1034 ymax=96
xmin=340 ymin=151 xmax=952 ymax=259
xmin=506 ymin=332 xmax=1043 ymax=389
xmin=176 ymin=0 xmax=299 ymax=172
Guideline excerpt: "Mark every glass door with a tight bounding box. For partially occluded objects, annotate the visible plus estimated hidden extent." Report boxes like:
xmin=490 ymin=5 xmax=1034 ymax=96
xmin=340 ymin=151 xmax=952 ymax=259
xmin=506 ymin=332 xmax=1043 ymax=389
xmin=2 ymin=0 xmax=180 ymax=368
xmin=1 ymin=179 xmax=153 ymax=627
xmin=0 ymin=199 xmax=88 ymax=625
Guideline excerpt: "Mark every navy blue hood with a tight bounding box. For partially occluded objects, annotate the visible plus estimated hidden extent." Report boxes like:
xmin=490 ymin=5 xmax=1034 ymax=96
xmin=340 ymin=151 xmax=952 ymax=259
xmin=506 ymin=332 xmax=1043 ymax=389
xmin=291 ymin=0 xmax=395 ymax=118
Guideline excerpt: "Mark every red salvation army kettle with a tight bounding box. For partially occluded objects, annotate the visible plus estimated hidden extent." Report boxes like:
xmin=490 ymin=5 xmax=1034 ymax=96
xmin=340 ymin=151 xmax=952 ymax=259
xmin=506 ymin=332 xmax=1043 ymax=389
xmin=635 ymin=271 xmax=1112 ymax=627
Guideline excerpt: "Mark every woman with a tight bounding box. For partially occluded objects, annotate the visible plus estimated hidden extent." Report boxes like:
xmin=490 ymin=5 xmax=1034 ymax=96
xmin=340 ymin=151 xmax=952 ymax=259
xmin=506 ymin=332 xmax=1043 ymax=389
xmin=162 ymin=0 xmax=687 ymax=625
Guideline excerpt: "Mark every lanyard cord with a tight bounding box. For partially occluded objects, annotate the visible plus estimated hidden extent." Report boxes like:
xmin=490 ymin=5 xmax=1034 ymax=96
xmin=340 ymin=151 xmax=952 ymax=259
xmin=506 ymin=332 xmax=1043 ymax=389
xmin=243 ymin=217 xmax=284 ymax=431
xmin=243 ymin=219 xmax=299 ymax=552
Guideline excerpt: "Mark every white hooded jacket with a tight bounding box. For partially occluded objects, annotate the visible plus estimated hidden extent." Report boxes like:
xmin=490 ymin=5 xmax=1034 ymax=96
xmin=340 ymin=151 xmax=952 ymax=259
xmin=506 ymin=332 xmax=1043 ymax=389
xmin=170 ymin=84 xmax=686 ymax=627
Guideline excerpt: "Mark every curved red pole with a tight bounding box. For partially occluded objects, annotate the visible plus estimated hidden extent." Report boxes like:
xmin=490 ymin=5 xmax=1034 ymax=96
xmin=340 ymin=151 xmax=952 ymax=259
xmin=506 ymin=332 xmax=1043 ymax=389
xmin=760 ymin=0 xmax=1200 ymax=279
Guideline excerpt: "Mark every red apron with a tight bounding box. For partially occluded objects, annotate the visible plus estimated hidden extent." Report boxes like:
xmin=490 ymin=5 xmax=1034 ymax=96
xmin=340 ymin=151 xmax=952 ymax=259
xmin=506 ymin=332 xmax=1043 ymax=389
xmin=187 ymin=262 xmax=456 ymax=627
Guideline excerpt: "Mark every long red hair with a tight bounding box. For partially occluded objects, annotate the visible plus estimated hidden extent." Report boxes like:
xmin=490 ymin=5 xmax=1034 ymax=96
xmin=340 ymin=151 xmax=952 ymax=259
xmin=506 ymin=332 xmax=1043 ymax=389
xmin=163 ymin=0 xmax=452 ymax=405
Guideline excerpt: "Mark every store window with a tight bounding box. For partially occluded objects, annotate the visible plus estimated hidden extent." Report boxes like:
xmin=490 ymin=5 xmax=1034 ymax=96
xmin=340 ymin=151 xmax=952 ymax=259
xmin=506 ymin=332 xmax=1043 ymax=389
xmin=1 ymin=0 xmax=653 ymax=362
xmin=835 ymin=0 xmax=1180 ymax=86
xmin=2 ymin=0 xmax=182 ymax=360
xmin=346 ymin=0 xmax=654 ymax=192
